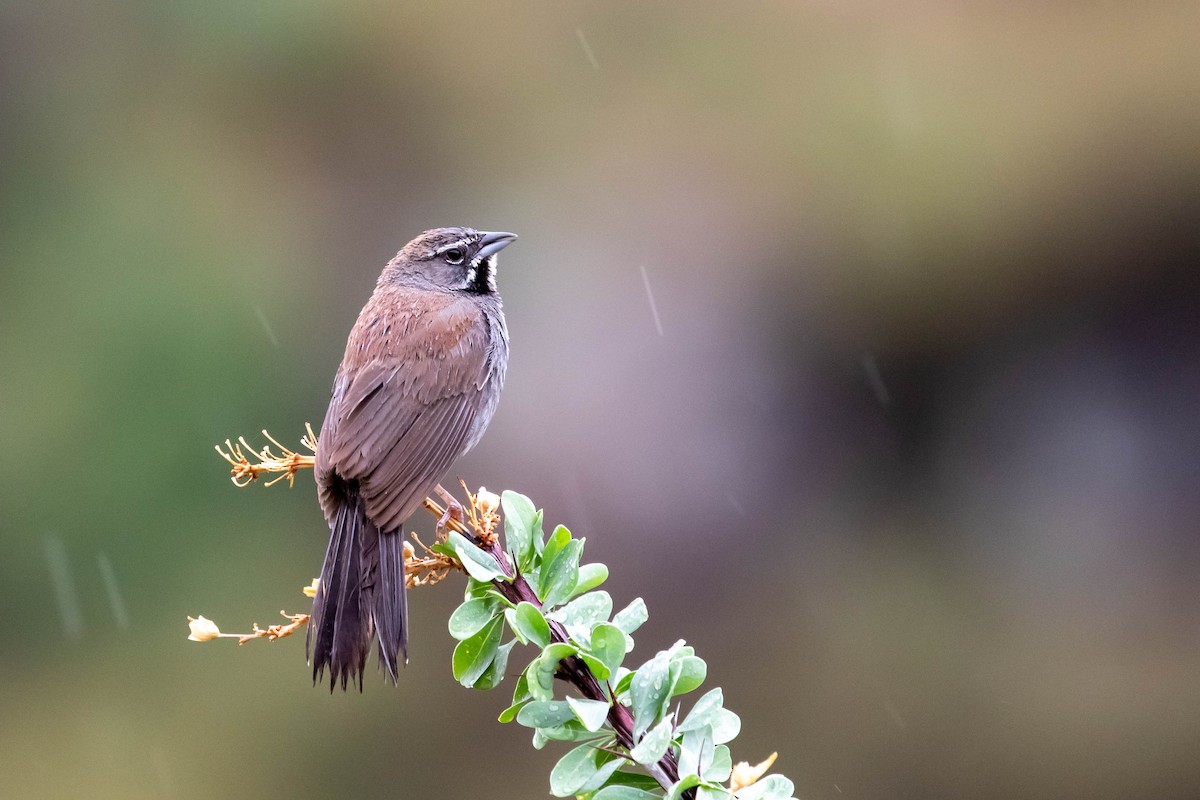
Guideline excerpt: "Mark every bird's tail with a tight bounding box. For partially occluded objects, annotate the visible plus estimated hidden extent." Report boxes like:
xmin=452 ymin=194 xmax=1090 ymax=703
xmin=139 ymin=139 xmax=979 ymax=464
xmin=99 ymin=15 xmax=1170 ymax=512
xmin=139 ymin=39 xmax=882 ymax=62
xmin=307 ymin=488 xmax=408 ymax=690
xmin=374 ymin=522 xmax=409 ymax=678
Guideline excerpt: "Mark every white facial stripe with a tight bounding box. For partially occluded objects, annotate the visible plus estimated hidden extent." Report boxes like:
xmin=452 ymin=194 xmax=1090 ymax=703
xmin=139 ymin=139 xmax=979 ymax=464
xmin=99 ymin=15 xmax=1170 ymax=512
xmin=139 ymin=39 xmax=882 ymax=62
xmin=432 ymin=239 xmax=471 ymax=258
xmin=458 ymin=255 xmax=496 ymax=290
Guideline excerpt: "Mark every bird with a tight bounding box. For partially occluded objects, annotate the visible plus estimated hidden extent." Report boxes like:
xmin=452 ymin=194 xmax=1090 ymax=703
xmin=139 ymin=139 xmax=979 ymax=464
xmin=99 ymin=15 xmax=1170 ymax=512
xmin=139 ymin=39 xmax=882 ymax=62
xmin=308 ymin=227 xmax=515 ymax=691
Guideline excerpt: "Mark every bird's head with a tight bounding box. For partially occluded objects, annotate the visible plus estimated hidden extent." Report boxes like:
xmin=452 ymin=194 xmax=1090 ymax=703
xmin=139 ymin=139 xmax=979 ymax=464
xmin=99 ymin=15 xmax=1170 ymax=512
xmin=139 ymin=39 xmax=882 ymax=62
xmin=383 ymin=227 xmax=517 ymax=295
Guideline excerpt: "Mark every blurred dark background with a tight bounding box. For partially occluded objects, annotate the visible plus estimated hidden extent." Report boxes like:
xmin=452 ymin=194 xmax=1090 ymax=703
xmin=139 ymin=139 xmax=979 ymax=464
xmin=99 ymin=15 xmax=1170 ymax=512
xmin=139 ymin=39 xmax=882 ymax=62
xmin=2 ymin=2 xmax=1199 ymax=798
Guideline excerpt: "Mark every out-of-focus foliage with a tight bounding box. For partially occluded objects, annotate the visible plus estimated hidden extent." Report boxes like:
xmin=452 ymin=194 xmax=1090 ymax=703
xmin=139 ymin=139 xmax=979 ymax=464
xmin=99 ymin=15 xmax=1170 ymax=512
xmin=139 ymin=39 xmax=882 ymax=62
xmin=2 ymin=2 xmax=1199 ymax=799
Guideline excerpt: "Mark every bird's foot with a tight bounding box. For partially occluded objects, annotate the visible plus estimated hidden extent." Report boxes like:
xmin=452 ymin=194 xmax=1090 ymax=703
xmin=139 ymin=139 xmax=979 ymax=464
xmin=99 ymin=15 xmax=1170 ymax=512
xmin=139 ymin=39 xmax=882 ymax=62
xmin=434 ymin=484 xmax=465 ymax=534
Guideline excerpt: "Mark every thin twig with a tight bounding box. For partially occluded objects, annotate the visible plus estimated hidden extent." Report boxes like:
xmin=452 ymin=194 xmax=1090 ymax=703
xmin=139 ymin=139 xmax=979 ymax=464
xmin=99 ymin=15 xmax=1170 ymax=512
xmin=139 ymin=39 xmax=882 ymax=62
xmin=236 ymin=612 xmax=311 ymax=645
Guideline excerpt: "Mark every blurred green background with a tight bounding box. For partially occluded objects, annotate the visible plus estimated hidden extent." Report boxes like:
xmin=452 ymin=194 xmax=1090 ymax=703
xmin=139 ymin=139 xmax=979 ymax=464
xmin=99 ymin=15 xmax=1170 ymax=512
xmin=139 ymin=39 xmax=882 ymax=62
xmin=3 ymin=2 xmax=1200 ymax=798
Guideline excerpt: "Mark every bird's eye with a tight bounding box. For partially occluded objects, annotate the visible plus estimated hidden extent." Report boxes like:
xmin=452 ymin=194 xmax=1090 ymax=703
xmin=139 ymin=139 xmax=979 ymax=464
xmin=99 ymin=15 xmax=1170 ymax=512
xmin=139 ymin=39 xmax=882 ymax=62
xmin=444 ymin=248 xmax=465 ymax=265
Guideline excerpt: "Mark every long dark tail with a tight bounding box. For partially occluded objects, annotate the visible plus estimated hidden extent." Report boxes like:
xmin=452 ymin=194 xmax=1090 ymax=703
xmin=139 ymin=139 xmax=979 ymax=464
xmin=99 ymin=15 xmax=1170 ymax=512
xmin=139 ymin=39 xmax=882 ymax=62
xmin=375 ymin=520 xmax=409 ymax=678
xmin=308 ymin=488 xmax=408 ymax=690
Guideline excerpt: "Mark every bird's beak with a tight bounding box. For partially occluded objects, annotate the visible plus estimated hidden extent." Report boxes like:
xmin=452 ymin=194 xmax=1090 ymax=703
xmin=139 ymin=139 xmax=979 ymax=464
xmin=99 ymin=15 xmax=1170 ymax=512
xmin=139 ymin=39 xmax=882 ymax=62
xmin=477 ymin=231 xmax=518 ymax=260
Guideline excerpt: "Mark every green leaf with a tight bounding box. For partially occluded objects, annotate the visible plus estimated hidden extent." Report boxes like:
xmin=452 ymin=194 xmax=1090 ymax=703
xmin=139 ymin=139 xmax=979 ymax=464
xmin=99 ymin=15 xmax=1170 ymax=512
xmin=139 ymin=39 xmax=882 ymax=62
xmin=629 ymin=714 xmax=674 ymax=765
xmin=549 ymin=744 xmax=621 ymax=798
xmin=511 ymin=671 xmax=531 ymax=704
xmin=572 ymin=562 xmax=609 ymax=596
xmin=447 ymin=597 xmax=498 ymax=640
xmin=503 ymin=607 xmax=521 ymax=642
xmin=451 ymin=615 xmax=503 ymax=687
xmin=530 ymin=642 xmax=577 ymax=701
xmin=501 ymin=490 xmax=539 ymax=571
xmin=669 ymin=643 xmax=695 ymax=658
xmin=671 ymin=655 xmax=707 ymax=696
xmin=579 ymin=653 xmax=611 ymax=681
xmin=579 ymin=757 xmax=626 ymax=795
xmin=679 ymin=688 xmax=724 ymax=732
xmin=591 ymin=787 xmax=662 ymax=800
xmin=539 ymin=539 xmax=582 ymax=609
xmin=497 ymin=699 xmax=528 ymax=724
xmin=697 ymin=785 xmax=735 ymax=800
xmin=541 ymin=524 xmax=571 ymax=570
xmin=472 ymin=639 xmax=515 ymax=690
xmin=733 ymin=775 xmax=794 ymax=800
xmin=566 ymin=696 xmax=611 ymax=732
xmin=530 ymin=509 xmax=546 ymax=555
xmin=448 ymin=531 xmax=509 ymax=582
xmin=540 ymin=641 xmax=578 ymax=667
xmin=612 ymin=669 xmax=634 ymax=699
xmin=463 ymin=577 xmax=496 ymax=599
xmin=596 ymin=772 xmax=664 ymax=794
xmin=589 ymin=623 xmax=628 ymax=677
xmin=709 ymin=708 xmax=741 ymax=745
xmin=666 ymin=774 xmax=703 ymax=800
xmin=549 ymin=745 xmax=599 ymax=796
xmin=612 ymin=597 xmax=648 ymax=636
xmin=704 ymin=745 xmax=732 ymax=783
xmin=497 ymin=670 xmax=532 ymax=719
xmin=430 ymin=540 xmax=456 ymax=559
xmin=549 ymin=590 xmax=613 ymax=639
xmin=511 ymin=601 xmax=552 ymax=648
xmin=630 ymin=650 xmax=674 ymax=737
xmin=678 ymin=727 xmax=715 ymax=779
xmin=536 ymin=720 xmax=606 ymax=743
xmin=527 ymin=661 xmax=554 ymax=702
xmin=516 ymin=700 xmax=575 ymax=728
xmin=601 ymin=772 xmax=664 ymax=792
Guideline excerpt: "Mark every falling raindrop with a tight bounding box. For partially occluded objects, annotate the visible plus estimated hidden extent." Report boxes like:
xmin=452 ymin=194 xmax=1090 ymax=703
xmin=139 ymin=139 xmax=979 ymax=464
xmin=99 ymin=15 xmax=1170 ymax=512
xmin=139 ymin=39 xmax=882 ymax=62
xmin=861 ymin=353 xmax=891 ymax=407
xmin=255 ymin=304 xmax=280 ymax=348
xmin=44 ymin=534 xmax=83 ymax=642
xmin=639 ymin=265 xmax=665 ymax=337
xmin=98 ymin=552 xmax=130 ymax=630
xmin=575 ymin=28 xmax=600 ymax=71
xmin=882 ymin=698 xmax=907 ymax=731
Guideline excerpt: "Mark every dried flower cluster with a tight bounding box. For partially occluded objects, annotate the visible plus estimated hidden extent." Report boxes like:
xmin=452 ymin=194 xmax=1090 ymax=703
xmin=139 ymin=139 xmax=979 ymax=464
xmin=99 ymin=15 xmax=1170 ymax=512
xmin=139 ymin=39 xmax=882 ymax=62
xmin=214 ymin=425 xmax=317 ymax=487
xmin=192 ymin=432 xmax=496 ymax=646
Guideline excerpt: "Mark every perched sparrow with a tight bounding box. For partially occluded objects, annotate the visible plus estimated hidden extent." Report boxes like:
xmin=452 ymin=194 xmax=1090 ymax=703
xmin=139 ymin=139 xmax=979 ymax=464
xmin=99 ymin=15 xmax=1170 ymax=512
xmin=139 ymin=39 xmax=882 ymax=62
xmin=309 ymin=227 xmax=515 ymax=690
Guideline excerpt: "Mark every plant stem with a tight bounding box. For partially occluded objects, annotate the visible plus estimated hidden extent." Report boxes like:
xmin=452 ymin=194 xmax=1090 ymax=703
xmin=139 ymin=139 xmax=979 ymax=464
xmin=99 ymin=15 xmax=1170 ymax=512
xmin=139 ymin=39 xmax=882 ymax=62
xmin=475 ymin=536 xmax=681 ymax=793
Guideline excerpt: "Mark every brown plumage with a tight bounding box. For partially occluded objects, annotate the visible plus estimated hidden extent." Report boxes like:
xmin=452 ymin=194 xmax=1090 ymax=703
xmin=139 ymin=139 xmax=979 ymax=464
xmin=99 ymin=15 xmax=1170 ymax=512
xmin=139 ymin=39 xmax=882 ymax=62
xmin=308 ymin=227 xmax=514 ymax=690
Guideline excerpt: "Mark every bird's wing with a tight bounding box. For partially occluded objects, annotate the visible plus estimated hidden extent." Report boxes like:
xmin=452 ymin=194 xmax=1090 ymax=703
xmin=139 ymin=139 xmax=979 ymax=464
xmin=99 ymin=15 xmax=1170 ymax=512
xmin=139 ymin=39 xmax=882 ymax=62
xmin=316 ymin=295 xmax=494 ymax=532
